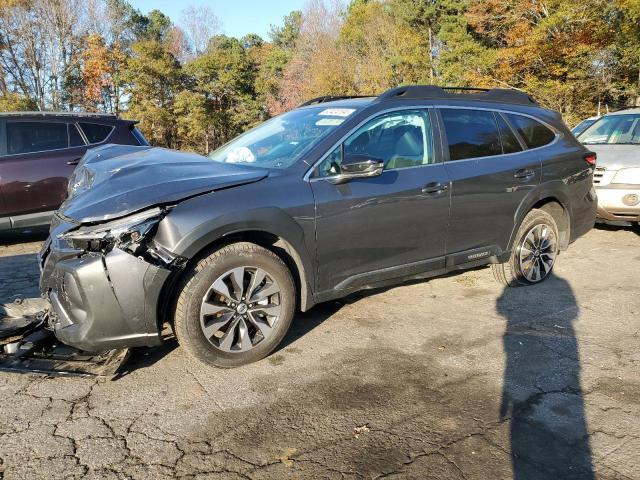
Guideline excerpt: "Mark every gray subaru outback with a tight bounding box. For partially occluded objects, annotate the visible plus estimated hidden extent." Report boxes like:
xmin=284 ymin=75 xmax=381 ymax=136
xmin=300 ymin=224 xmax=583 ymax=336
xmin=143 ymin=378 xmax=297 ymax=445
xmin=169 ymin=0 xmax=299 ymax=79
xmin=39 ymin=86 xmax=597 ymax=367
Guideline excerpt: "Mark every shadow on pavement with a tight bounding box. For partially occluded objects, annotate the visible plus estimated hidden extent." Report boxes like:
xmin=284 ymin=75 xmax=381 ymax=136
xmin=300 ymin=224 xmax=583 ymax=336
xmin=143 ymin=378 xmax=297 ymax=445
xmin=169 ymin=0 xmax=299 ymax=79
xmin=0 ymin=253 xmax=41 ymax=302
xmin=113 ymin=337 xmax=180 ymax=379
xmin=497 ymin=274 xmax=595 ymax=479
xmin=0 ymin=227 xmax=49 ymax=246
xmin=277 ymin=300 xmax=344 ymax=352
xmin=594 ymin=222 xmax=639 ymax=236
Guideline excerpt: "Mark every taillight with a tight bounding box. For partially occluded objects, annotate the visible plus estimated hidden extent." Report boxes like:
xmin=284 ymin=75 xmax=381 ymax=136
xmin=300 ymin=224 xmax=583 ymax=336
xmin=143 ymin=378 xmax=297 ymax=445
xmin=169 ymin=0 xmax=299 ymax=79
xmin=584 ymin=152 xmax=597 ymax=166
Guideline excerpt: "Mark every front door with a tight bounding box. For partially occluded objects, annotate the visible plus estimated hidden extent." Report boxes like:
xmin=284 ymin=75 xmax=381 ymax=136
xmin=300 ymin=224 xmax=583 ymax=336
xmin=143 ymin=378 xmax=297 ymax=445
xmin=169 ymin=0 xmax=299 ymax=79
xmin=1 ymin=120 xmax=86 ymax=217
xmin=309 ymin=109 xmax=451 ymax=293
xmin=0 ymin=183 xmax=9 ymax=230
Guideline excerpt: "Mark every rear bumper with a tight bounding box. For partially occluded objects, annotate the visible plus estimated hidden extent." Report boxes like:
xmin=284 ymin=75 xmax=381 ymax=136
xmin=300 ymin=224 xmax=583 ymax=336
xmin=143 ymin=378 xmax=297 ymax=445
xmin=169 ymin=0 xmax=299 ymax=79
xmin=39 ymin=239 xmax=169 ymax=352
xmin=569 ymin=186 xmax=597 ymax=243
xmin=595 ymin=185 xmax=640 ymax=224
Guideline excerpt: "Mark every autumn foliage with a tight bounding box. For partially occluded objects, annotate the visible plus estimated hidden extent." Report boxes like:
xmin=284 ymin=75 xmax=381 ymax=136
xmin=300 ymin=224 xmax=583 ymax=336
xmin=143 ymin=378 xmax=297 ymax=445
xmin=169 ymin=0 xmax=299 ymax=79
xmin=1 ymin=0 xmax=640 ymax=153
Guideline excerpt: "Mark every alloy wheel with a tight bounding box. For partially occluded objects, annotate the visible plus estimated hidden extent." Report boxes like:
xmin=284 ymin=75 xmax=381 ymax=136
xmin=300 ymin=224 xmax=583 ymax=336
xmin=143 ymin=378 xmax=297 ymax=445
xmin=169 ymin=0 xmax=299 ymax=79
xmin=517 ymin=223 xmax=557 ymax=283
xmin=199 ymin=266 xmax=282 ymax=352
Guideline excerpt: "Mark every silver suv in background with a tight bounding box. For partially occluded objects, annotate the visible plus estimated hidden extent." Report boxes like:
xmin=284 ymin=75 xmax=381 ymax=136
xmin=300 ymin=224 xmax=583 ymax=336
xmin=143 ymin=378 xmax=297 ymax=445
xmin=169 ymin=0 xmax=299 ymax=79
xmin=578 ymin=108 xmax=640 ymax=226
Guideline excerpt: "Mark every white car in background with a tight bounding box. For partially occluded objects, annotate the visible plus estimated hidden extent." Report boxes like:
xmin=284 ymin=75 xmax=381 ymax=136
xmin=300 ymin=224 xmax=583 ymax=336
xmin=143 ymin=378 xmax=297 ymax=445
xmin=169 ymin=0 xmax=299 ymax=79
xmin=578 ymin=108 xmax=640 ymax=226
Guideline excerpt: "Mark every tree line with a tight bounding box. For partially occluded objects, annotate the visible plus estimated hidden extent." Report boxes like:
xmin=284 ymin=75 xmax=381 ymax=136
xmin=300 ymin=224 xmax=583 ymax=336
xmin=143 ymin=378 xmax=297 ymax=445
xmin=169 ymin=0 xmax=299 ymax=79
xmin=1 ymin=0 xmax=639 ymax=154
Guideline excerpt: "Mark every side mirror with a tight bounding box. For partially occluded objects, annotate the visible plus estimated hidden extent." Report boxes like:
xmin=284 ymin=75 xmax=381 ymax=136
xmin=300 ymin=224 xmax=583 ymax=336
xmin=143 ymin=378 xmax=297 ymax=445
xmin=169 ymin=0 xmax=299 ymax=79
xmin=327 ymin=154 xmax=384 ymax=185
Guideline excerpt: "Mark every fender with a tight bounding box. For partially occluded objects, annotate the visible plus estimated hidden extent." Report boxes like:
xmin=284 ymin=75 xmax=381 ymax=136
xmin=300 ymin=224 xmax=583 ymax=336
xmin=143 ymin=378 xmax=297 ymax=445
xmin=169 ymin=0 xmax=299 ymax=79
xmin=155 ymin=205 xmax=317 ymax=311
xmin=506 ymin=181 xmax=572 ymax=253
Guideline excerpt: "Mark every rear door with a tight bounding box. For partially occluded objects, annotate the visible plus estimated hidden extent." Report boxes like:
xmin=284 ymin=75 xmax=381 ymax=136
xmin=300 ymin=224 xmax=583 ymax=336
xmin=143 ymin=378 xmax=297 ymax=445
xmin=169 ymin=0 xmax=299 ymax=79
xmin=438 ymin=108 xmax=546 ymax=261
xmin=0 ymin=123 xmax=8 ymax=228
xmin=1 ymin=120 xmax=87 ymax=217
xmin=0 ymin=191 xmax=8 ymax=229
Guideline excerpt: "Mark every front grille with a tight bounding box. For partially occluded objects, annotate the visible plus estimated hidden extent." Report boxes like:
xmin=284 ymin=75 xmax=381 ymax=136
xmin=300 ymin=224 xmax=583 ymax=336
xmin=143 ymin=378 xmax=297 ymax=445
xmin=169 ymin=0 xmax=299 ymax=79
xmin=593 ymin=166 xmax=606 ymax=185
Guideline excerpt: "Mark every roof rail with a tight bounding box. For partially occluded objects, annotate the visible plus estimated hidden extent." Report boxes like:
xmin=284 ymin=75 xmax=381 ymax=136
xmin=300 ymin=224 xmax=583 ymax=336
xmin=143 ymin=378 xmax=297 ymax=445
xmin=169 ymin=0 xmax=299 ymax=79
xmin=297 ymin=95 xmax=372 ymax=108
xmin=377 ymin=85 xmax=538 ymax=106
xmin=0 ymin=111 xmax=117 ymax=118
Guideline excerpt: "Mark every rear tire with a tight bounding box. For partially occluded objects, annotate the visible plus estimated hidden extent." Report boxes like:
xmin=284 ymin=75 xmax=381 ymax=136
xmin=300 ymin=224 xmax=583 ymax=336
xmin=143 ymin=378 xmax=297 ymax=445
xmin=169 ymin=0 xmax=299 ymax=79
xmin=492 ymin=209 xmax=559 ymax=287
xmin=173 ymin=242 xmax=296 ymax=367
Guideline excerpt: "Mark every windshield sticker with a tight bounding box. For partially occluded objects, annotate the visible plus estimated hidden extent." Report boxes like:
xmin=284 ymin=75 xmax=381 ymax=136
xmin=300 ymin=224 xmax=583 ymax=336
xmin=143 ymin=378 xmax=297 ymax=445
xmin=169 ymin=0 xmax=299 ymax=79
xmin=319 ymin=108 xmax=355 ymax=117
xmin=316 ymin=118 xmax=345 ymax=126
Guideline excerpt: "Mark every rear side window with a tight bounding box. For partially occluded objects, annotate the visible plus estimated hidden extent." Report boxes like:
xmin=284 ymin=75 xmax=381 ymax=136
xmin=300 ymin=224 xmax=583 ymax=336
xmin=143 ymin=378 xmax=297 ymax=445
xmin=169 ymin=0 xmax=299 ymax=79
xmin=68 ymin=124 xmax=85 ymax=147
xmin=507 ymin=114 xmax=556 ymax=148
xmin=6 ymin=121 xmax=68 ymax=155
xmin=441 ymin=109 xmax=501 ymax=160
xmin=79 ymin=123 xmax=113 ymax=143
xmin=496 ymin=114 xmax=523 ymax=154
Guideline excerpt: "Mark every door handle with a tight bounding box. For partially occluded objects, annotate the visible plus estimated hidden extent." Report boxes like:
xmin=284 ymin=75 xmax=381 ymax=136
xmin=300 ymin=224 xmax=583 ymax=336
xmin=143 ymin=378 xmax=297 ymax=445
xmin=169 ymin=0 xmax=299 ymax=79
xmin=422 ymin=182 xmax=449 ymax=194
xmin=514 ymin=168 xmax=535 ymax=180
xmin=66 ymin=158 xmax=81 ymax=166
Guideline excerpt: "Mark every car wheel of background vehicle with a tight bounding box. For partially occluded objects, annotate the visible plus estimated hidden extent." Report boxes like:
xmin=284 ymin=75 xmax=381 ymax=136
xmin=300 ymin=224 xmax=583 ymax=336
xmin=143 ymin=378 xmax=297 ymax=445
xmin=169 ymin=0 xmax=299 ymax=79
xmin=492 ymin=209 xmax=559 ymax=287
xmin=173 ymin=242 xmax=296 ymax=367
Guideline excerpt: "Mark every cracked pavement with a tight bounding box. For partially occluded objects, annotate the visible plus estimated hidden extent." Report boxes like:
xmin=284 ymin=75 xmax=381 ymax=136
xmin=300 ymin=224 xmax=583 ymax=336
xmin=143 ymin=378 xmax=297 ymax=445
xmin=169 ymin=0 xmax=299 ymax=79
xmin=0 ymin=225 xmax=638 ymax=479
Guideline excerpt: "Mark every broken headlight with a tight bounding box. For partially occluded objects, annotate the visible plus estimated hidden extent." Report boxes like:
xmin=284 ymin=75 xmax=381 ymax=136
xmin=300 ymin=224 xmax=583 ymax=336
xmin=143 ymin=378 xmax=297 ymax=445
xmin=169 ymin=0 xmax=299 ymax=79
xmin=60 ymin=208 xmax=164 ymax=253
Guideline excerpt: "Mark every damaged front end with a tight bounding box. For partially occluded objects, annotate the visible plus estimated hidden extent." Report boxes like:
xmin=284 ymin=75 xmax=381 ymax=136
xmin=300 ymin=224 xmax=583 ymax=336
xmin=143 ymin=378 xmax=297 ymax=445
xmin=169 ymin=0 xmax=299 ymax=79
xmin=57 ymin=207 xmax=183 ymax=267
xmin=39 ymin=208 xmax=186 ymax=353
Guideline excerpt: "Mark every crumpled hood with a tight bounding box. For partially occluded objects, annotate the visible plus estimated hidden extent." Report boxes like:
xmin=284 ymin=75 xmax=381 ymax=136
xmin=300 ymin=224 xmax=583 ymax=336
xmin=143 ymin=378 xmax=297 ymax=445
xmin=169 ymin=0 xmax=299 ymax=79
xmin=59 ymin=144 xmax=268 ymax=223
xmin=587 ymin=144 xmax=640 ymax=170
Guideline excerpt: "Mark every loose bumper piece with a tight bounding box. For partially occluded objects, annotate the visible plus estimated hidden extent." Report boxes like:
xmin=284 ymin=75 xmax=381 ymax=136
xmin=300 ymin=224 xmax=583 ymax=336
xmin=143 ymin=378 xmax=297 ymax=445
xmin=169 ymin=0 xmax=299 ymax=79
xmin=0 ymin=303 xmax=130 ymax=377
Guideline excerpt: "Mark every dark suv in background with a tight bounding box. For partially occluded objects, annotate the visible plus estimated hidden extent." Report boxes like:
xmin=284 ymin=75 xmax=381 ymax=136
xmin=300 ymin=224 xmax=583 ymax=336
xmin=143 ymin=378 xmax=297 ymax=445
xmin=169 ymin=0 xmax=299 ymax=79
xmin=0 ymin=112 xmax=148 ymax=232
xmin=39 ymin=86 xmax=597 ymax=367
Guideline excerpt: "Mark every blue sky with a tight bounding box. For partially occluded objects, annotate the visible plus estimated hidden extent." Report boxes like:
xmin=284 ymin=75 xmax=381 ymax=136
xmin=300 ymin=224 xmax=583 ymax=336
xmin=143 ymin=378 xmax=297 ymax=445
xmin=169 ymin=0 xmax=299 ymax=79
xmin=129 ymin=0 xmax=307 ymax=40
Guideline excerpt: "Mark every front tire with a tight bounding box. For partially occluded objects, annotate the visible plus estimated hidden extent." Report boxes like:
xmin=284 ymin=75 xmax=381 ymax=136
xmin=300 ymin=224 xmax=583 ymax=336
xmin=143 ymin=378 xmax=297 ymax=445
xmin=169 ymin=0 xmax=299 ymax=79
xmin=174 ymin=242 xmax=296 ymax=367
xmin=492 ymin=209 xmax=559 ymax=287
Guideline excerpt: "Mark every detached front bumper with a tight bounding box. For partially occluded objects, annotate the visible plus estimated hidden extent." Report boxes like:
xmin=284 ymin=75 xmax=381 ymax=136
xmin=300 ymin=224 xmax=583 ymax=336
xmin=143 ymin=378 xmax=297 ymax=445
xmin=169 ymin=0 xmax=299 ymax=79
xmin=595 ymin=185 xmax=640 ymax=224
xmin=39 ymin=233 xmax=171 ymax=352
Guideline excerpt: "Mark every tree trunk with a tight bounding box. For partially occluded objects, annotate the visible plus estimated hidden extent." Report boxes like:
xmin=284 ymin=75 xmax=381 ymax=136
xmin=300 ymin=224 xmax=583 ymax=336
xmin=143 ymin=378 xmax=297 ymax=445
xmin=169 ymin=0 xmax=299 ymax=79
xmin=636 ymin=66 xmax=640 ymax=107
xmin=428 ymin=27 xmax=434 ymax=83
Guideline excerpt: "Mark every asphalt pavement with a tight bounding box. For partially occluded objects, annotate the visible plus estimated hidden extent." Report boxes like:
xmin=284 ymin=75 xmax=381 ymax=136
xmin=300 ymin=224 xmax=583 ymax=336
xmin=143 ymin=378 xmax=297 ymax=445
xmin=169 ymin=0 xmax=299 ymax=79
xmin=0 ymin=225 xmax=638 ymax=479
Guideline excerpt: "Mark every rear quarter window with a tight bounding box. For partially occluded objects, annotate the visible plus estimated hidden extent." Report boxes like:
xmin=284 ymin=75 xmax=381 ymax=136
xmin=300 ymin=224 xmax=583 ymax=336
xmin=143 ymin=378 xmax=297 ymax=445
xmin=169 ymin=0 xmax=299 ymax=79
xmin=79 ymin=123 xmax=114 ymax=144
xmin=507 ymin=114 xmax=556 ymax=149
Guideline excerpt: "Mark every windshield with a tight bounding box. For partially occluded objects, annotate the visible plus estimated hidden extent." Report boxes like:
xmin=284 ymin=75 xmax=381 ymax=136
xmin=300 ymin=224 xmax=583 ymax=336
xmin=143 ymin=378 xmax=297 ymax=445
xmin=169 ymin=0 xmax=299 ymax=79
xmin=579 ymin=114 xmax=640 ymax=145
xmin=209 ymin=106 xmax=358 ymax=168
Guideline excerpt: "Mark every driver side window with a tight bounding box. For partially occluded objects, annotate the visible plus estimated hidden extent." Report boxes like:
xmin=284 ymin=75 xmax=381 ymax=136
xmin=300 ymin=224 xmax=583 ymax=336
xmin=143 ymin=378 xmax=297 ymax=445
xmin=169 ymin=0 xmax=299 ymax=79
xmin=315 ymin=109 xmax=433 ymax=178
